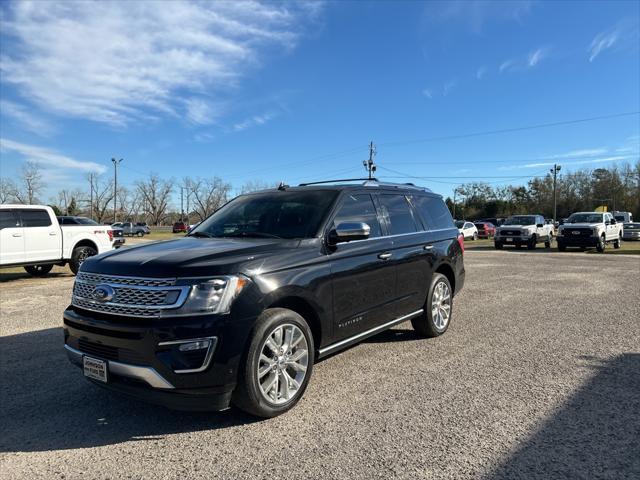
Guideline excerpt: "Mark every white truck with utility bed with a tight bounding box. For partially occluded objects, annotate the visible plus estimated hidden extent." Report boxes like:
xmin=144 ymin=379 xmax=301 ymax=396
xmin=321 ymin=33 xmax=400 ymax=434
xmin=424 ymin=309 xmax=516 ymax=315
xmin=494 ymin=214 xmax=554 ymax=250
xmin=1 ymin=205 xmax=114 ymax=276
xmin=557 ymin=211 xmax=623 ymax=252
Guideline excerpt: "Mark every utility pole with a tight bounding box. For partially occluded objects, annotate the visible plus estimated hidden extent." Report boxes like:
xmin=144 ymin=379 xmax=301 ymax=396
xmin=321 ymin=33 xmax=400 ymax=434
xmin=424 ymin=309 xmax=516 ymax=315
xmin=180 ymin=187 xmax=185 ymax=221
xmin=89 ymin=173 xmax=95 ymax=221
xmin=111 ymin=158 xmax=123 ymax=223
xmin=550 ymin=164 xmax=561 ymax=223
xmin=363 ymin=141 xmax=377 ymax=179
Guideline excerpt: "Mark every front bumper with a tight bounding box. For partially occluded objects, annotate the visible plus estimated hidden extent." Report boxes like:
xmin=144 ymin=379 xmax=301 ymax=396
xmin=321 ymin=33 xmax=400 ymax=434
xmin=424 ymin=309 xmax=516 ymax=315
xmin=494 ymin=234 xmax=532 ymax=244
xmin=557 ymin=235 xmax=599 ymax=247
xmin=63 ymin=306 xmax=254 ymax=411
xmin=623 ymin=231 xmax=640 ymax=240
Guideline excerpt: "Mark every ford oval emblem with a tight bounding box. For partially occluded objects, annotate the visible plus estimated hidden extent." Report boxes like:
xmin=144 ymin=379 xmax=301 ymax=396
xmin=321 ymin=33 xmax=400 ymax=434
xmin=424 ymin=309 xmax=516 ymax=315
xmin=92 ymin=284 xmax=114 ymax=302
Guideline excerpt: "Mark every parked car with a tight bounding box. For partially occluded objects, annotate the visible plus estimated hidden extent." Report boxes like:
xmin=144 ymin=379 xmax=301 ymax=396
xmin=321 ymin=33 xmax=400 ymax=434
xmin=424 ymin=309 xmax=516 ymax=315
xmin=456 ymin=220 xmax=478 ymax=240
xmin=479 ymin=217 xmax=504 ymax=227
xmin=112 ymin=221 xmax=147 ymax=237
xmin=473 ymin=221 xmax=496 ymax=239
xmin=494 ymin=214 xmax=554 ymax=250
xmin=187 ymin=222 xmax=201 ymax=233
xmin=135 ymin=222 xmax=151 ymax=234
xmin=622 ymin=222 xmax=640 ymax=240
xmin=63 ymin=180 xmax=465 ymax=417
xmin=613 ymin=211 xmax=633 ymax=224
xmin=59 ymin=216 xmax=125 ymax=248
xmin=557 ymin=212 xmax=623 ymax=252
xmin=172 ymin=221 xmax=188 ymax=233
xmin=1 ymin=205 xmax=114 ymax=276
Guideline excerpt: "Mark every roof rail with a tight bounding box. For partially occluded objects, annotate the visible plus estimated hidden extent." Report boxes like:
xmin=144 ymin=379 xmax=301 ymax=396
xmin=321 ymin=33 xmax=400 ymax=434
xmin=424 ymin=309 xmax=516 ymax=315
xmin=298 ymin=178 xmax=377 ymax=186
xmin=298 ymin=178 xmax=431 ymax=192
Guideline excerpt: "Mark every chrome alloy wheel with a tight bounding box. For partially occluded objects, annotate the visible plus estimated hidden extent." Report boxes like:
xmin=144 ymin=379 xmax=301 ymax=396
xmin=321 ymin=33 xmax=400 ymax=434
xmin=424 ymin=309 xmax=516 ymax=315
xmin=257 ymin=323 xmax=309 ymax=405
xmin=431 ymin=281 xmax=451 ymax=329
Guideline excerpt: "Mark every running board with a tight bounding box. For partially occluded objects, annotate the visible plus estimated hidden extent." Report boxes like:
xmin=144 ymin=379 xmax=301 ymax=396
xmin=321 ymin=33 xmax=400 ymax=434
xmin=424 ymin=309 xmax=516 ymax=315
xmin=318 ymin=309 xmax=424 ymax=357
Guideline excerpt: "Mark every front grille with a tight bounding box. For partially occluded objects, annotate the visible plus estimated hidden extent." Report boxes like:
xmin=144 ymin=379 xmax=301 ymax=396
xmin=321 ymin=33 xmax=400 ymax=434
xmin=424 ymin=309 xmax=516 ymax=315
xmin=501 ymin=230 xmax=521 ymax=236
xmin=77 ymin=338 xmax=146 ymax=364
xmin=565 ymin=228 xmax=593 ymax=237
xmin=72 ymin=272 xmax=189 ymax=318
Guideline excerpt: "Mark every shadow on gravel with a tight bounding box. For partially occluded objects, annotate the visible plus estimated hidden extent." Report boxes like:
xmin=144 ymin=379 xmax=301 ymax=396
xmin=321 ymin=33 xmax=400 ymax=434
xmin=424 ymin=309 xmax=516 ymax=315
xmin=0 ymin=271 xmax=73 ymax=283
xmin=0 ymin=327 xmax=258 ymax=453
xmin=487 ymin=354 xmax=640 ymax=479
xmin=363 ymin=327 xmax=422 ymax=344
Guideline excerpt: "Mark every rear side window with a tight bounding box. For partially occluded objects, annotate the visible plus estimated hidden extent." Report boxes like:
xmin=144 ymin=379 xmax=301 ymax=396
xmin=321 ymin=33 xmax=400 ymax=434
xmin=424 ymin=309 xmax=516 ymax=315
xmin=0 ymin=210 xmax=20 ymax=229
xmin=19 ymin=209 xmax=52 ymax=227
xmin=333 ymin=194 xmax=382 ymax=238
xmin=378 ymin=194 xmax=418 ymax=235
xmin=412 ymin=195 xmax=454 ymax=230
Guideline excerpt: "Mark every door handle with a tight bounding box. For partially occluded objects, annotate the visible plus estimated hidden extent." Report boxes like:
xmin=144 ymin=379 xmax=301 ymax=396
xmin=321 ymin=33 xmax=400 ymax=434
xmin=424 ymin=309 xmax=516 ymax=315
xmin=49 ymin=232 xmax=57 ymax=236
xmin=12 ymin=233 xmax=23 ymax=237
xmin=424 ymin=245 xmax=434 ymax=250
xmin=378 ymin=252 xmax=392 ymax=260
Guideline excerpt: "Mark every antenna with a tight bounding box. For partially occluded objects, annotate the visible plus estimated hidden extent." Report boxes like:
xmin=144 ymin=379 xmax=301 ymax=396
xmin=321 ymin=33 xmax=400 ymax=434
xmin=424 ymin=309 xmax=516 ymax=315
xmin=363 ymin=141 xmax=377 ymax=180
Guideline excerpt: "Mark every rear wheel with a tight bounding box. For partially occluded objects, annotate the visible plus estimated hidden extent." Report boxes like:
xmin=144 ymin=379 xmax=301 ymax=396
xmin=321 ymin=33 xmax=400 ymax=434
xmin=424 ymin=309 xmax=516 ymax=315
xmin=412 ymin=273 xmax=453 ymax=338
xmin=24 ymin=264 xmax=53 ymax=277
xmin=545 ymin=233 xmax=552 ymax=248
xmin=233 ymin=308 xmax=314 ymax=418
xmin=136 ymin=231 xmax=144 ymax=237
xmin=69 ymin=245 xmax=97 ymax=274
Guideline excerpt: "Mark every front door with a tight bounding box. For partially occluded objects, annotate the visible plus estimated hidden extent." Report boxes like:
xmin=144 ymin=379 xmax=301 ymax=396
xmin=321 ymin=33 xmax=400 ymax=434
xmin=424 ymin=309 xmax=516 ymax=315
xmin=19 ymin=209 xmax=62 ymax=262
xmin=0 ymin=209 xmax=25 ymax=265
xmin=328 ymin=193 xmax=397 ymax=341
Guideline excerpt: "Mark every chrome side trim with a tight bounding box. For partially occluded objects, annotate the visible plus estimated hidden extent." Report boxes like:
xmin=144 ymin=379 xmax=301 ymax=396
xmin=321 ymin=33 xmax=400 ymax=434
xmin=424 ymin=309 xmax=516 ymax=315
xmin=64 ymin=344 xmax=175 ymax=389
xmin=318 ymin=309 xmax=424 ymax=356
xmin=157 ymin=336 xmax=218 ymax=374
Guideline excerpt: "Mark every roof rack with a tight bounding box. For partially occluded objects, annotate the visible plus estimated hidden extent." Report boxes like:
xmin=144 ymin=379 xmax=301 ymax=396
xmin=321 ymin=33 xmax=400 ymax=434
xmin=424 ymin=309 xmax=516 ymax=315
xmin=298 ymin=178 xmax=431 ymax=192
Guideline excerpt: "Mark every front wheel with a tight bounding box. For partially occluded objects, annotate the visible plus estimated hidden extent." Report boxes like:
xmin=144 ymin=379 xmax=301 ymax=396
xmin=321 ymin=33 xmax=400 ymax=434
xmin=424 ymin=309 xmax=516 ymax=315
xmin=596 ymin=235 xmax=606 ymax=253
xmin=24 ymin=264 xmax=53 ymax=277
xmin=527 ymin=235 xmax=537 ymax=250
xmin=137 ymin=231 xmax=144 ymax=237
xmin=494 ymin=242 xmax=503 ymax=250
xmin=69 ymin=245 xmax=98 ymax=274
xmin=412 ymin=273 xmax=453 ymax=338
xmin=233 ymin=308 xmax=314 ymax=418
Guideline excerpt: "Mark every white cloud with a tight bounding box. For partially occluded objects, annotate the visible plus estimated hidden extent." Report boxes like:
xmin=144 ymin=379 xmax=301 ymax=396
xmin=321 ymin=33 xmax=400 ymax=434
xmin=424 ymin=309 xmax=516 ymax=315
xmin=499 ymin=59 xmax=515 ymax=73
xmin=589 ymin=29 xmax=618 ymax=62
xmin=0 ymin=138 xmax=107 ymax=173
xmin=476 ymin=66 xmax=487 ymax=79
xmin=232 ymin=112 xmax=277 ymax=132
xmin=422 ymin=88 xmax=433 ymax=99
xmin=545 ymin=148 xmax=608 ymax=159
xmin=0 ymin=100 xmax=55 ymax=136
xmin=443 ymin=80 xmax=456 ymax=96
xmin=427 ymin=0 xmax=534 ymax=33
xmin=0 ymin=1 xmax=322 ymax=126
xmin=527 ymin=47 xmax=548 ymax=67
xmin=524 ymin=156 xmax=630 ymax=168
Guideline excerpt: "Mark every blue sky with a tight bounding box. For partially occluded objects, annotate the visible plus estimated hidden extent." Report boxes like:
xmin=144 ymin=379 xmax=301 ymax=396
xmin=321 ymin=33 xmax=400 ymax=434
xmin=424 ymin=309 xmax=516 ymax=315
xmin=1 ymin=0 xmax=639 ymax=204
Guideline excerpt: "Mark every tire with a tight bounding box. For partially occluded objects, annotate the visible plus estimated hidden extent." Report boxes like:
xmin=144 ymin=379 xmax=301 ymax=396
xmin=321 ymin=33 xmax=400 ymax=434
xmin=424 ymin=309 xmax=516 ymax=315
xmin=558 ymin=244 xmax=566 ymax=252
xmin=494 ymin=242 xmax=503 ymax=250
xmin=137 ymin=231 xmax=144 ymax=237
xmin=527 ymin=235 xmax=537 ymax=250
xmin=614 ymin=234 xmax=621 ymax=249
xmin=472 ymin=233 xmax=478 ymax=241
xmin=233 ymin=308 xmax=314 ymax=418
xmin=596 ymin=235 xmax=606 ymax=253
xmin=412 ymin=273 xmax=453 ymax=338
xmin=24 ymin=264 xmax=53 ymax=277
xmin=69 ymin=245 xmax=98 ymax=275
xmin=545 ymin=233 xmax=552 ymax=248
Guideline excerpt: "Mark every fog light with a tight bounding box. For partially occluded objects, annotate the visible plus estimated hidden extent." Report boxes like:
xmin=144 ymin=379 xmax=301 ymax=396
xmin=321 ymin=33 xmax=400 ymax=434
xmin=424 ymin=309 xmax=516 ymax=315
xmin=178 ymin=340 xmax=210 ymax=352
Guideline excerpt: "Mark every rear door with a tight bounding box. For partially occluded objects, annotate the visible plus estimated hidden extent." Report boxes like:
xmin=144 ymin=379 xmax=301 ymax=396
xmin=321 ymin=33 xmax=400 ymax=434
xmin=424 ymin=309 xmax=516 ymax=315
xmin=0 ymin=209 xmax=25 ymax=265
xmin=376 ymin=193 xmax=430 ymax=318
xmin=19 ymin=208 xmax=62 ymax=262
xmin=328 ymin=192 xmax=397 ymax=340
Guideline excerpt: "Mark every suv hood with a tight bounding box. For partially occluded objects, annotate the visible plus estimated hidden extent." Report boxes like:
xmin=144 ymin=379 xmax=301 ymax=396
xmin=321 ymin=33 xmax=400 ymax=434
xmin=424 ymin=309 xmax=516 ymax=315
xmin=81 ymin=237 xmax=301 ymax=277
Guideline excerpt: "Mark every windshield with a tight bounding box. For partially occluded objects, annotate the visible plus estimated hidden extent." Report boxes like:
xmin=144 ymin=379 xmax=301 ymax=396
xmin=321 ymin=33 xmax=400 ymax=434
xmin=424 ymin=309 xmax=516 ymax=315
xmin=455 ymin=220 xmax=465 ymax=228
xmin=504 ymin=216 xmax=536 ymax=226
xmin=566 ymin=213 xmax=603 ymax=224
xmin=191 ymin=190 xmax=339 ymax=239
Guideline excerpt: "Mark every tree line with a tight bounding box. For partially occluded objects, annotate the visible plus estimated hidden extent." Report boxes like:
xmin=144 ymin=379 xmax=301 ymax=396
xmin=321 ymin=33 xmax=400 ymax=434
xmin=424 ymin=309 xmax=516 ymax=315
xmin=446 ymin=161 xmax=640 ymax=221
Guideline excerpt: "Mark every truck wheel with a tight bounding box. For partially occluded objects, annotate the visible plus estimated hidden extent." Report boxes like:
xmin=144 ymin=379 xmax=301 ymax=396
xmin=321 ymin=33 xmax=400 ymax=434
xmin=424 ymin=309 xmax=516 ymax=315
xmin=614 ymin=234 xmax=622 ymax=249
xmin=545 ymin=234 xmax=552 ymax=248
xmin=69 ymin=246 xmax=98 ymax=274
xmin=137 ymin=231 xmax=144 ymax=237
xmin=24 ymin=264 xmax=54 ymax=277
xmin=412 ymin=273 xmax=453 ymax=338
xmin=527 ymin=235 xmax=537 ymax=250
xmin=494 ymin=242 xmax=503 ymax=250
xmin=596 ymin=235 xmax=606 ymax=253
xmin=233 ymin=308 xmax=314 ymax=418
xmin=558 ymin=244 xmax=566 ymax=252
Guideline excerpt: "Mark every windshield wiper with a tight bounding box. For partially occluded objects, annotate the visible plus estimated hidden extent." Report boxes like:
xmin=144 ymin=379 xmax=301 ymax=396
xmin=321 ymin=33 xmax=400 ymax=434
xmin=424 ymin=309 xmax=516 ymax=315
xmin=188 ymin=231 xmax=214 ymax=238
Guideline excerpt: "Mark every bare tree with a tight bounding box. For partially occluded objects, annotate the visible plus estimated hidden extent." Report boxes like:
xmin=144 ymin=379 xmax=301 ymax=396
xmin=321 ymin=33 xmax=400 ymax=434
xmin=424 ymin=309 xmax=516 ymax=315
xmin=92 ymin=177 xmax=115 ymax=224
xmin=13 ymin=162 xmax=44 ymax=204
xmin=117 ymin=186 xmax=143 ymax=221
xmin=0 ymin=177 xmax=16 ymax=203
xmin=187 ymin=176 xmax=232 ymax=221
xmin=239 ymin=180 xmax=277 ymax=194
xmin=136 ymin=174 xmax=173 ymax=225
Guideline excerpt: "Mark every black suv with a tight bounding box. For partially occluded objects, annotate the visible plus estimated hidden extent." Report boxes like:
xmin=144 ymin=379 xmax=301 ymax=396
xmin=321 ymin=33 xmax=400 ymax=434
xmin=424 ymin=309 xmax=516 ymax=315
xmin=64 ymin=180 xmax=465 ymax=417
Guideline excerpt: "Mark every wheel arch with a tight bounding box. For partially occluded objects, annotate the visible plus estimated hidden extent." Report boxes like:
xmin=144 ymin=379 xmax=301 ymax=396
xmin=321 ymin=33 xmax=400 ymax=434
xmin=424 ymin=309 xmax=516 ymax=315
xmin=434 ymin=262 xmax=456 ymax=295
xmin=72 ymin=239 xmax=98 ymax=253
xmin=267 ymin=296 xmax=323 ymax=354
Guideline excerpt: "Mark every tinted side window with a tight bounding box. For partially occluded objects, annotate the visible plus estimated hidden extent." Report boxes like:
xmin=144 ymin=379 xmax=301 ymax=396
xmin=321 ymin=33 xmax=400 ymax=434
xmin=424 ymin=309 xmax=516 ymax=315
xmin=412 ymin=195 xmax=454 ymax=230
xmin=20 ymin=209 xmax=52 ymax=227
xmin=0 ymin=210 xmax=20 ymax=229
xmin=378 ymin=194 xmax=418 ymax=235
xmin=333 ymin=193 xmax=382 ymax=238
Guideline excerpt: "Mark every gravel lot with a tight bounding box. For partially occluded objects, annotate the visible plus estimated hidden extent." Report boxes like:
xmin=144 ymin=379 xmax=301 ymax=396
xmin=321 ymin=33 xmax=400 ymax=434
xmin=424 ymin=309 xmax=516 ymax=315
xmin=1 ymin=250 xmax=639 ymax=479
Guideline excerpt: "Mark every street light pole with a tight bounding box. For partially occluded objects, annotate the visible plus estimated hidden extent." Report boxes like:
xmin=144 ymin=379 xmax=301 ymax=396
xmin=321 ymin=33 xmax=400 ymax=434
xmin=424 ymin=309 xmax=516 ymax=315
xmin=550 ymin=164 xmax=561 ymax=223
xmin=111 ymin=158 xmax=123 ymax=223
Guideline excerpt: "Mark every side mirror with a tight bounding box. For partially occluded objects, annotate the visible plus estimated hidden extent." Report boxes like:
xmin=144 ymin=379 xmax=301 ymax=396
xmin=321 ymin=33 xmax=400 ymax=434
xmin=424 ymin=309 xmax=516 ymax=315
xmin=536 ymin=223 xmax=544 ymax=228
xmin=610 ymin=218 xmax=617 ymax=224
xmin=330 ymin=222 xmax=370 ymax=244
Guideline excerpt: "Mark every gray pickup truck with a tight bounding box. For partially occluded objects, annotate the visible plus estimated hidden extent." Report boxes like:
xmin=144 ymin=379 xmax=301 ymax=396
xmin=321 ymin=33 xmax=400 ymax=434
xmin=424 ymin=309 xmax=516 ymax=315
xmin=112 ymin=222 xmax=147 ymax=237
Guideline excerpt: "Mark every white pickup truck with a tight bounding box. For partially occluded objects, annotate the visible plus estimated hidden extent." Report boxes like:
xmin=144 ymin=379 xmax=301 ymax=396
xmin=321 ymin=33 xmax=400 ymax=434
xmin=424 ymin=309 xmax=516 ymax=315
xmin=1 ymin=204 xmax=114 ymax=276
xmin=557 ymin=211 xmax=623 ymax=252
xmin=494 ymin=214 xmax=554 ymax=250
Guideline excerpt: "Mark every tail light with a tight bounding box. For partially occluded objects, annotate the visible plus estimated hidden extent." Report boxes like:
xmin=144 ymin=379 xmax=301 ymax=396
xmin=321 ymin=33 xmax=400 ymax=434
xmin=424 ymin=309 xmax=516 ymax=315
xmin=457 ymin=233 xmax=464 ymax=254
xmin=107 ymin=229 xmax=114 ymax=241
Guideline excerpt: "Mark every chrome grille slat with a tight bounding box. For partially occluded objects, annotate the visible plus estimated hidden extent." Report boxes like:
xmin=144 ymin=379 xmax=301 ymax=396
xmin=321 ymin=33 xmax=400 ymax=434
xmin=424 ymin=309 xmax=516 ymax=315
xmin=72 ymin=272 xmax=189 ymax=318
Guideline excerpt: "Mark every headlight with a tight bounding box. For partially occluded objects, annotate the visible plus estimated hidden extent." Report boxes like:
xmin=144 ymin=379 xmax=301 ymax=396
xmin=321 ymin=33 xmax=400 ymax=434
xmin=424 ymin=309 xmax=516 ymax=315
xmin=160 ymin=275 xmax=249 ymax=317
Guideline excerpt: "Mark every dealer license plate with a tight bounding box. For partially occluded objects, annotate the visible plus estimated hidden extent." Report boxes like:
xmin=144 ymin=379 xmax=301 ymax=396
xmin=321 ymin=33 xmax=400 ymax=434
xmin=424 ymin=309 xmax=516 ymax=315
xmin=83 ymin=356 xmax=108 ymax=383
xmin=505 ymin=238 xmax=513 ymax=242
